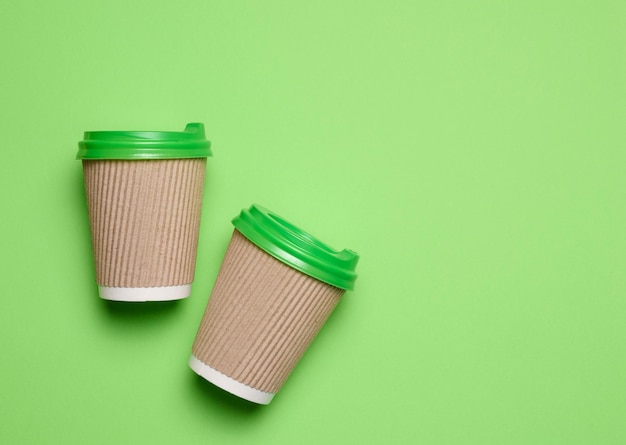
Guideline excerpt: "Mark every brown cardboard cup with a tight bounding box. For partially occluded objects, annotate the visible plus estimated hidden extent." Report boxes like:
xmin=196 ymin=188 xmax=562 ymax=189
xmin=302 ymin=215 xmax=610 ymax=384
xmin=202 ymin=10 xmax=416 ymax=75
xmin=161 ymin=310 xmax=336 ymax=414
xmin=190 ymin=229 xmax=348 ymax=404
xmin=82 ymin=158 xmax=206 ymax=301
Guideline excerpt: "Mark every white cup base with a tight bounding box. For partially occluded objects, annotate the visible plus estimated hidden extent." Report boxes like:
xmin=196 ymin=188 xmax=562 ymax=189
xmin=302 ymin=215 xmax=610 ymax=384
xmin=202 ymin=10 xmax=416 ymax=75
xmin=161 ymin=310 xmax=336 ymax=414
xmin=98 ymin=284 xmax=191 ymax=302
xmin=189 ymin=354 xmax=275 ymax=405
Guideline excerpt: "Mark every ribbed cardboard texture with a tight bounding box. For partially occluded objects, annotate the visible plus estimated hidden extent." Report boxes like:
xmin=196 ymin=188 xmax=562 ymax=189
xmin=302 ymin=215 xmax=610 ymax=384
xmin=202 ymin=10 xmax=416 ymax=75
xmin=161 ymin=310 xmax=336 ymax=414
xmin=192 ymin=229 xmax=345 ymax=395
xmin=82 ymin=159 xmax=206 ymax=288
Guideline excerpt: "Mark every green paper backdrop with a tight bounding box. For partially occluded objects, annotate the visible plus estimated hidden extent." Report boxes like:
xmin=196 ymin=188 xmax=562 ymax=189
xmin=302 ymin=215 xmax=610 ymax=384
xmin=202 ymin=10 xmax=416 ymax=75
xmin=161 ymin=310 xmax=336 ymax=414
xmin=1 ymin=1 xmax=624 ymax=443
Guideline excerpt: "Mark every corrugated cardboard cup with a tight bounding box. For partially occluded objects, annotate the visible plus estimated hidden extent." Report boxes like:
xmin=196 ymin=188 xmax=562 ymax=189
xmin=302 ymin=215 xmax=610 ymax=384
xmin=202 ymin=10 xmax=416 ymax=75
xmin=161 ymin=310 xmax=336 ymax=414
xmin=77 ymin=123 xmax=212 ymax=302
xmin=190 ymin=204 xmax=359 ymax=404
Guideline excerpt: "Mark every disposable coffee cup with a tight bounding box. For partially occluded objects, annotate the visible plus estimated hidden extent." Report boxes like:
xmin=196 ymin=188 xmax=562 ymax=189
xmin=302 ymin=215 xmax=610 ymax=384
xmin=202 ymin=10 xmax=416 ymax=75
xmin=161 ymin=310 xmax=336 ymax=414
xmin=190 ymin=204 xmax=359 ymax=404
xmin=76 ymin=123 xmax=212 ymax=302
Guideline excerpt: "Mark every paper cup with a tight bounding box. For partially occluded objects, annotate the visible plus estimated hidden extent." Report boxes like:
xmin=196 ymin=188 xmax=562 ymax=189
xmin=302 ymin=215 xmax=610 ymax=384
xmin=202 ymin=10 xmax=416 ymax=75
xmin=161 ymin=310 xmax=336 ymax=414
xmin=190 ymin=205 xmax=359 ymax=404
xmin=77 ymin=123 xmax=212 ymax=302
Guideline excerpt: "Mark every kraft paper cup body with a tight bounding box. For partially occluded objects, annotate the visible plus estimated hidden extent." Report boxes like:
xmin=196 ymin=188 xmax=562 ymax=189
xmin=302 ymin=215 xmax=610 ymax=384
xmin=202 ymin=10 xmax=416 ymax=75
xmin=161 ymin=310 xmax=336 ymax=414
xmin=77 ymin=123 xmax=212 ymax=302
xmin=190 ymin=205 xmax=359 ymax=404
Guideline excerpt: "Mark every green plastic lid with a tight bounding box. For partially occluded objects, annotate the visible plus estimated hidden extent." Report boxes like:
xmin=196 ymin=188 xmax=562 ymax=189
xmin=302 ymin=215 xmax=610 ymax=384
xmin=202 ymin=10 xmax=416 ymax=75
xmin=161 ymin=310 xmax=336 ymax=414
xmin=232 ymin=204 xmax=359 ymax=290
xmin=77 ymin=123 xmax=212 ymax=160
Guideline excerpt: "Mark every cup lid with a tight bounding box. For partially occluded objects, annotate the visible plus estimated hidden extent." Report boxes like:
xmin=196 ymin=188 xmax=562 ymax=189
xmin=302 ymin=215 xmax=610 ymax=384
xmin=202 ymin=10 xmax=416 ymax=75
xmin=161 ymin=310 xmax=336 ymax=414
xmin=77 ymin=123 xmax=212 ymax=160
xmin=232 ymin=204 xmax=359 ymax=290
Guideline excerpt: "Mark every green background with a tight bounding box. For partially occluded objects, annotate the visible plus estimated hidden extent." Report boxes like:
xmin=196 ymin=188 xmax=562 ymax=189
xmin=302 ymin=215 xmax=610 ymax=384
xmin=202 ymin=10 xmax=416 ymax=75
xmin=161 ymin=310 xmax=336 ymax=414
xmin=1 ymin=1 xmax=624 ymax=443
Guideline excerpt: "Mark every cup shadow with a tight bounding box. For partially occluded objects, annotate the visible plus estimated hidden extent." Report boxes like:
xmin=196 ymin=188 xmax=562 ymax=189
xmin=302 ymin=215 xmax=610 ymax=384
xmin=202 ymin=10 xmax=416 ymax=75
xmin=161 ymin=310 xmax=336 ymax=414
xmin=189 ymin=371 xmax=264 ymax=415
xmin=100 ymin=298 xmax=184 ymax=320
